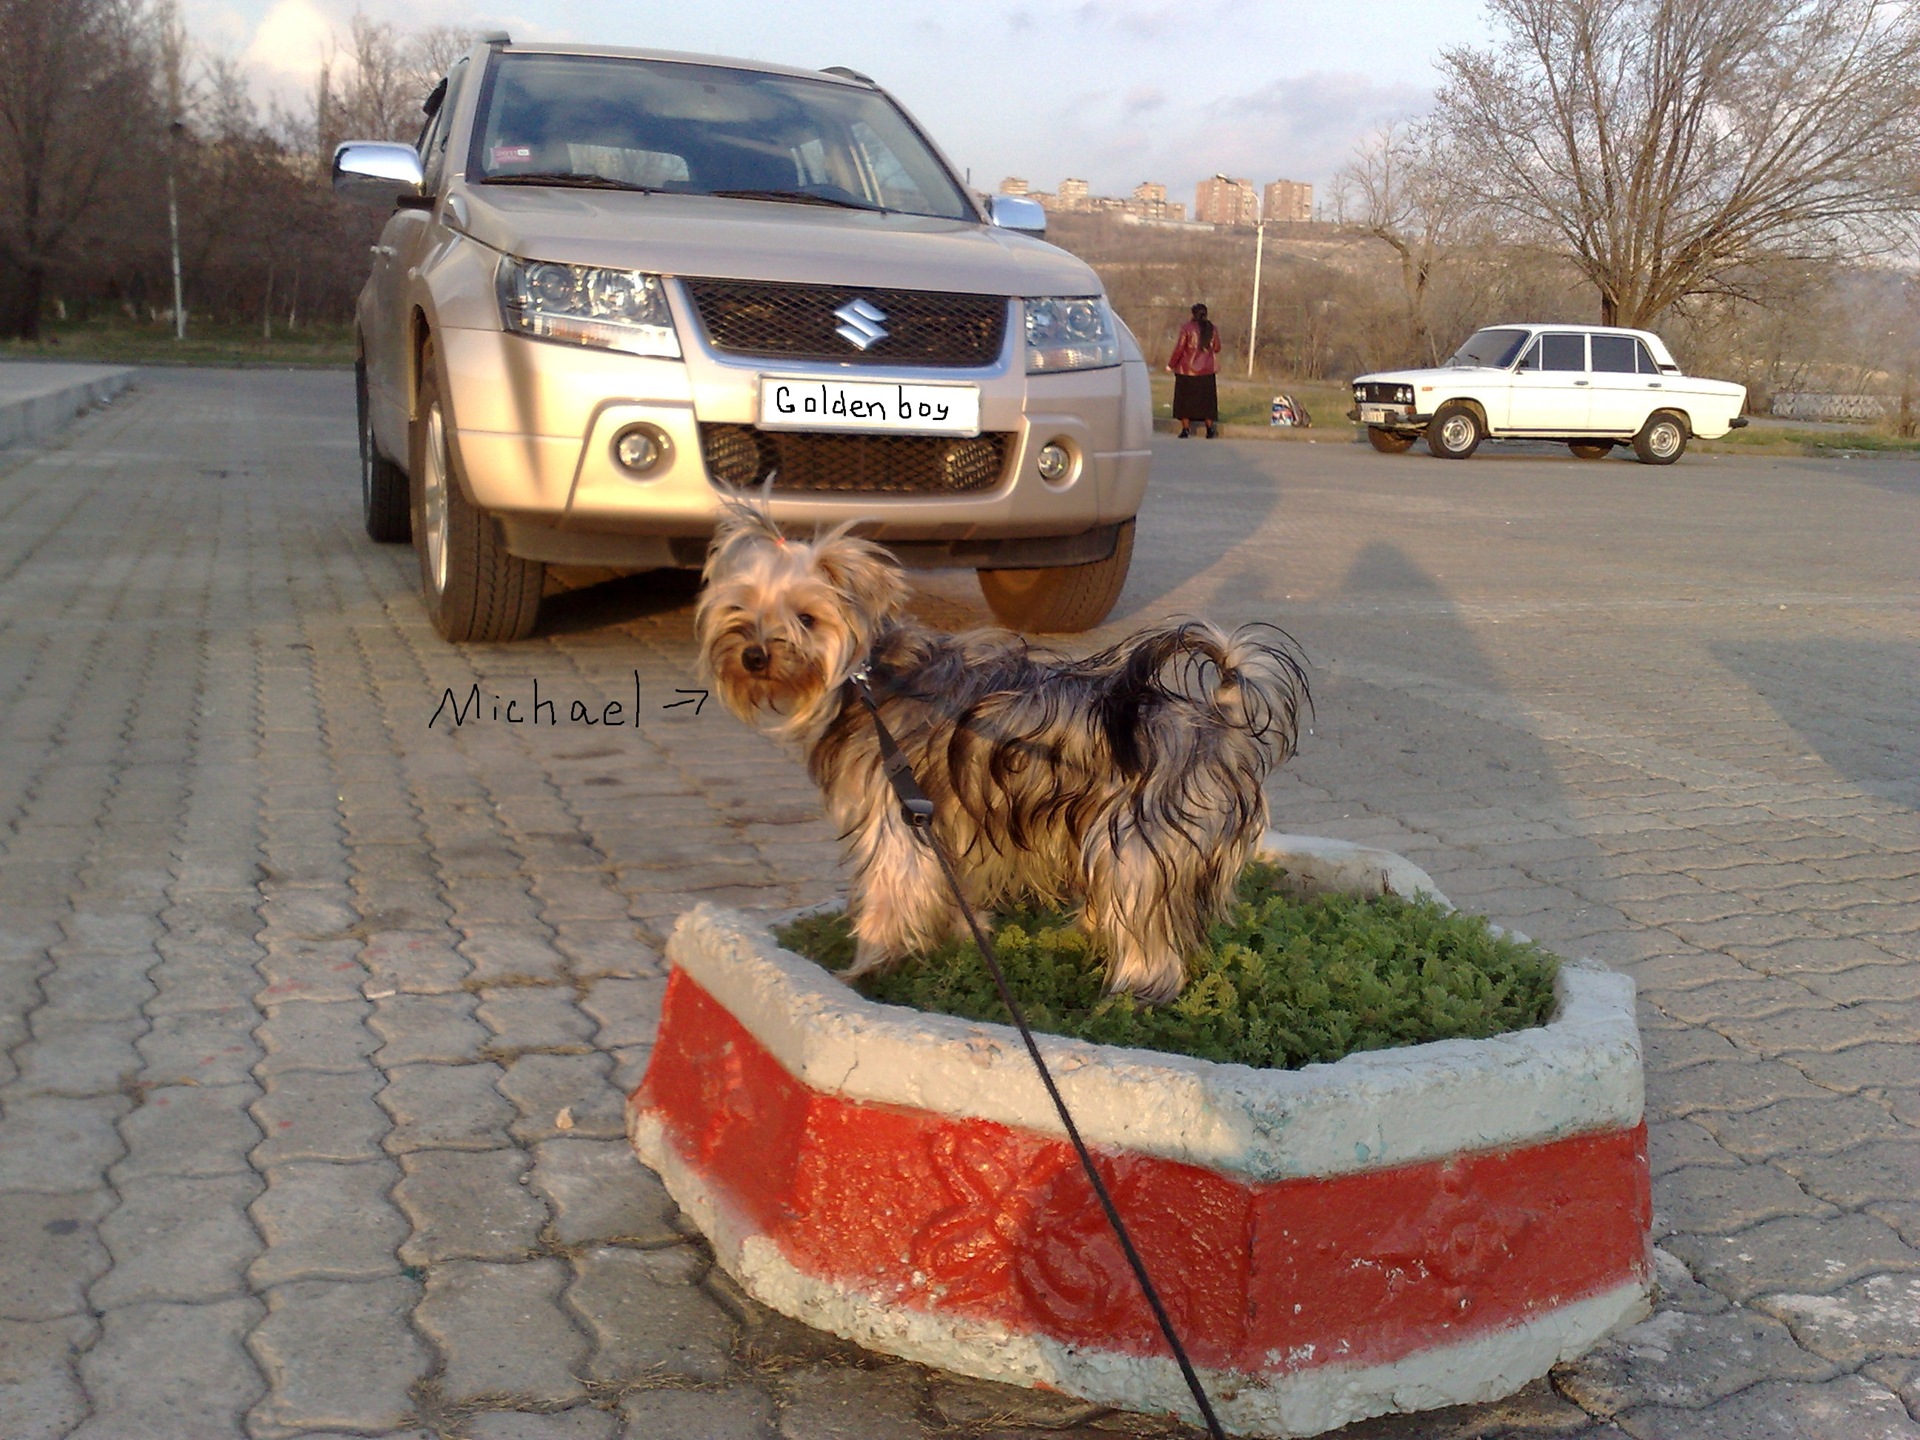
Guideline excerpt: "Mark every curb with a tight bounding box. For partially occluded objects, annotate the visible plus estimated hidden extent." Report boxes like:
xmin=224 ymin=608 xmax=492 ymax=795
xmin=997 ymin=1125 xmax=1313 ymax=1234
xmin=0 ymin=363 xmax=135 ymax=450
xmin=629 ymin=833 xmax=1652 ymax=1437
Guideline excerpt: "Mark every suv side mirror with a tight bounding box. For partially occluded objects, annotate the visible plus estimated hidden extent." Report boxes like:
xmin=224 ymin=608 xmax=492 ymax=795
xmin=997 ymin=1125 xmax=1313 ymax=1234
xmin=332 ymin=142 xmax=426 ymax=208
xmin=987 ymin=194 xmax=1046 ymax=235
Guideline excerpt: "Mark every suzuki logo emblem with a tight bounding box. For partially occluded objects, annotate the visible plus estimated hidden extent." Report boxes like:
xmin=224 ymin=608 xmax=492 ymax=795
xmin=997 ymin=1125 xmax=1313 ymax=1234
xmin=833 ymin=297 xmax=889 ymax=351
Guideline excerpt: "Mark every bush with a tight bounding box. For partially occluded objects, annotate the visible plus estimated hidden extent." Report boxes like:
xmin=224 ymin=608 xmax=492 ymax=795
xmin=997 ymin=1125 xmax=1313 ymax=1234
xmin=774 ymin=862 xmax=1559 ymax=1070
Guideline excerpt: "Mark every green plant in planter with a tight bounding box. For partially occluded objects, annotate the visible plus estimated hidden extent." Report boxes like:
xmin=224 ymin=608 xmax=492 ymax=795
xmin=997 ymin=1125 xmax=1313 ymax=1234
xmin=774 ymin=862 xmax=1560 ymax=1070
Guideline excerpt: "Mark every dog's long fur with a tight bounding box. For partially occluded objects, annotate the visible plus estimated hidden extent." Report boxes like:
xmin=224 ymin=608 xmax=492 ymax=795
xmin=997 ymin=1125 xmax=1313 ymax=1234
xmin=695 ymin=504 xmax=1309 ymax=1002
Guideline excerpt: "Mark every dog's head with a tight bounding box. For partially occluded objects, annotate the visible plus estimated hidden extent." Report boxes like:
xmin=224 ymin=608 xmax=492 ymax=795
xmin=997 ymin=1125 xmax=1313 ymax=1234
xmin=695 ymin=502 xmax=907 ymax=738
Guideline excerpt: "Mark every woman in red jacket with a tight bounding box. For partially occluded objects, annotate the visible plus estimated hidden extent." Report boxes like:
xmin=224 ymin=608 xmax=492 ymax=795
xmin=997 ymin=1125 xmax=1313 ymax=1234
xmin=1167 ymin=302 xmax=1222 ymax=438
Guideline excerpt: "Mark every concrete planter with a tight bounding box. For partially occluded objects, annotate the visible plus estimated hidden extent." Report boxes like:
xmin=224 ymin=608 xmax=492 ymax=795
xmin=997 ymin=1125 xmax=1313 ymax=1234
xmin=628 ymin=833 xmax=1650 ymax=1438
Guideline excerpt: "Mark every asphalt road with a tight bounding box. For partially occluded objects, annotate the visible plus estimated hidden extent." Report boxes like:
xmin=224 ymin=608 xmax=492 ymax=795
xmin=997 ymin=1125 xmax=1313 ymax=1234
xmin=2 ymin=367 xmax=1916 ymax=1440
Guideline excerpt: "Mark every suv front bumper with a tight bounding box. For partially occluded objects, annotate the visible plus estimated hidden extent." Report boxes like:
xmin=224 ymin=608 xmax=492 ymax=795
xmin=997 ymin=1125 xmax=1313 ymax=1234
xmin=435 ymin=323 xmax=1150 ymax=568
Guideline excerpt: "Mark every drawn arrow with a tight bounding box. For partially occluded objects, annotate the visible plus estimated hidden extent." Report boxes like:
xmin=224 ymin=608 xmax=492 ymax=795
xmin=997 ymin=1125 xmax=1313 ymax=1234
xmin=663 ymin=688 xmax=709 ymax=715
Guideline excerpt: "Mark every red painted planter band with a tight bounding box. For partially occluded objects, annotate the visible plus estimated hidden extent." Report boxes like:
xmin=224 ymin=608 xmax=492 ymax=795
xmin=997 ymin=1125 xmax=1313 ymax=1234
xmin=638 ymin=967 xmax=1652 ymax=1375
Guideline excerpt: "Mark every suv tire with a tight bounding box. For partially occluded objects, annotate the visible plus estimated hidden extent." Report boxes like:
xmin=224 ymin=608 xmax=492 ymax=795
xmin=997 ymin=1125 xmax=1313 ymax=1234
xmin=411 ymin=337 xmax=545 ymax=642
xmin=977 ymin=519 xmax=1134 ymax=633
xmin=1632 ymin=411 xmax=1688 ymax=465
xmin=1427 ymin=403 xmax=1484 ymax=460
xmin=1367 ymin=428 xmax=1417 ymax=454
xmin=358 ymin=357 xmax=411 ymax=543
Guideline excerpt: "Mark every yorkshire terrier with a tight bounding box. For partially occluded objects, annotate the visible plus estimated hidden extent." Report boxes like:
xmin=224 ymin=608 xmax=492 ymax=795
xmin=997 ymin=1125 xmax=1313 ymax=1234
xmin=695 ymin=505 xmax=1309 ymax=1002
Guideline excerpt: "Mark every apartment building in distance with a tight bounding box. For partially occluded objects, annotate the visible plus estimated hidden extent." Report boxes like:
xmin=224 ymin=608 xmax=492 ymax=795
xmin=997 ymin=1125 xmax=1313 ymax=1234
xmin=1263 ymin=179 xmax=1313 ymax=223
xmin=1194 ymin=174 xmax=1260 ymax=227
xmin=996 ymin=176 xmax=1187 ymax=222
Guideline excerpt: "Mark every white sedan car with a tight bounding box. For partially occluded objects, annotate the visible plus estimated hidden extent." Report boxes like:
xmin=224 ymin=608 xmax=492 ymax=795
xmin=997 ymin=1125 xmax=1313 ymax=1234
xmin=1351 ymin=324 xmax=1748 ymax=463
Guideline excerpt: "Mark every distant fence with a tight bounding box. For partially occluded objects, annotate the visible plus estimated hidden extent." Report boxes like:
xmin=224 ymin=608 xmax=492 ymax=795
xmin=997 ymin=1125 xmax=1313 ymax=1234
xmin=1770 ymin=393 xmax=1888 ymax=423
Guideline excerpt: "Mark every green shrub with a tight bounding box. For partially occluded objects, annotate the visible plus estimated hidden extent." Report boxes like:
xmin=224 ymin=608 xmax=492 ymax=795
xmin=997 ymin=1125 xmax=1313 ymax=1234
xmin=773 ymin=862 xmax=1560 ymax=1071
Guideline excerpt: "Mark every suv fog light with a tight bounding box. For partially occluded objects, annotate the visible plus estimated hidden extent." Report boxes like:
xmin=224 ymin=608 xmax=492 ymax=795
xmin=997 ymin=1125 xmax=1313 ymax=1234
xmin=1037 ymin=441 xmax=1072 ymax=483
xmin=613 ymin=425 xmax=670 ymax=475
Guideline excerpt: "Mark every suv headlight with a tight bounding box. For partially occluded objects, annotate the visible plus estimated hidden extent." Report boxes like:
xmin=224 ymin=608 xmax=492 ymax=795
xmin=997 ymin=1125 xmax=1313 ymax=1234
xmin=1025 ymin=296 xmax=1119 ymax=373
xmin=496 ymin=257 xmax=681 ymax=359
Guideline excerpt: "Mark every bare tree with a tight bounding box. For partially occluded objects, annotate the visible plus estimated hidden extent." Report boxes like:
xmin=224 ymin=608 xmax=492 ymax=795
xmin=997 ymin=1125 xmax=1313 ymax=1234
xmin=0 ymin=0 xmax=157 ymax=338
xmin=1433 ymin=0 xmax=1920 ymax=326
xmin=1336 ymin=121 xmax=1475 ymax=366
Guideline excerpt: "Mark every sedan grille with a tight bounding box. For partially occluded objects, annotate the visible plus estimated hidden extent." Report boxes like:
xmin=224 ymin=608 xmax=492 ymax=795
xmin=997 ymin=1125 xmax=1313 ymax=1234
xmin=1356 ymin=381 xmax=1416 ymax=404
xmin=699 ymin=424 xmax=1011 ymax=495
xmin=683 ymin=281 xmax=1008 ymax=367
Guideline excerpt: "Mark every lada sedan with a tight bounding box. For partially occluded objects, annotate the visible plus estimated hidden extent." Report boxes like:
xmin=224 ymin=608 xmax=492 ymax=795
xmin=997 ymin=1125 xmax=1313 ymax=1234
xmin=333 ymin=37 xmax=1150 ymax=640
xmin=1351 ymin=324 xmax=1748 ymax=464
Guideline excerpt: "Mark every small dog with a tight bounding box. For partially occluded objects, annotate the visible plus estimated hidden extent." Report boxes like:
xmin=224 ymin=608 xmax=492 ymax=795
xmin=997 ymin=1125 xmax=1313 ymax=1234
xmin=695 ymin=505 xmax=1309 ymax=1002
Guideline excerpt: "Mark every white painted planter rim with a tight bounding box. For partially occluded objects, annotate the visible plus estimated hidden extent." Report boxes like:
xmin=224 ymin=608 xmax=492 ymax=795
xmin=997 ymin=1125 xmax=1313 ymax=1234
xmin=664 ymin=831 xmax=1643 ymax=1181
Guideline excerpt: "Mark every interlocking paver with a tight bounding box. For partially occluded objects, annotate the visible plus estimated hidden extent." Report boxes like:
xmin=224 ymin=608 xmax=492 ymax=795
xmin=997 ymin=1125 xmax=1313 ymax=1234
xmin=1616 ymin=1375 xmax=1920 ymax=1440
xmin=71 ymin=1297 xmax=265 ymax=1440
xmin=92 ymin=1172 xmax=263 ymax=1305
xmin=247 ymin=1276 xmax=429 ymax=1436
xmin=1688 ymin=1095 xmax=1910 ymax=1159
xmin=248 ymin=1159 xmax=407 ymax=1284
xmin=774 ymin=1366 xmax=934 ymax=1440
xmin=0 ymin=1190 xmax=111 ymax=1319
xmin=1664 ymin=1213 xmax=1920 ymax=1304
xmin=1774 ymin=1140 xmax=1920 ymax=1208
xmin=567 ymin=1244 xmax=730 ymax=1382
xmin=530 ymin=1138 xmax=681 ymax=1247
xmin=416 ymin=1258 xmax=589 ymax=1404
xmin=477 ymin=986 xmax=596 ymax=1050
xmin=113 ymin=1083 xmax=259 ymax=1179
xmin=468 ymin=1410 xmax=620 ymax=1440
xmin=500 ymin=1051 xmax=627 ymax=1141
xmin=252 ymin=1068 xmax=389 ymax=1164
xmin=0 ymin=1094 xmax=130 ymax=1190
xmin=395 ymin=1147 xmax=546 ymax=1263
xmin=134 ymin=1004 xmax=260 ymax=1085
xmin=1557 ymin=1307 xmax=1839 ymax=1415
xmin=379 ymin=1060 xmax=514 ymax=1151
xmin=619 ymin=1387 xmax=777 ymax=1439
xmin=369 ymin=990 xmax=489 ymax=1063
xmin=255 ymin=998 xmax=379 ymax=1076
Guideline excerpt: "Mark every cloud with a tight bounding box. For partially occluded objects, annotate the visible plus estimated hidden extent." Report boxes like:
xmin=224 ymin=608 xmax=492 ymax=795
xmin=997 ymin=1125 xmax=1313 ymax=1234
xmin=241 ymin=0 xmax=336 ymax=82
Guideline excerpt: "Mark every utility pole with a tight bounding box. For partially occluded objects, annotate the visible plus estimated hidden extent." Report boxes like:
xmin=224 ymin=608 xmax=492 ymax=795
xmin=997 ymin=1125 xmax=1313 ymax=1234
xmin=1246 ymin=217 xmax=1266 ymax=379
xmin=166 ymin=119 xmax=185 ymax=340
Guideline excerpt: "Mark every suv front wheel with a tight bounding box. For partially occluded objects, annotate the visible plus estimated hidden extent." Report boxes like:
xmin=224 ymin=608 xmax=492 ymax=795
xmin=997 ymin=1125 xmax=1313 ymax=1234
xmin=410 ymin=337 xmax=545 ymax=642
xmin=977 ymin=519 xmax=1134 ymax=633
xmin=358 ymin=357 xmax=411 ymax=543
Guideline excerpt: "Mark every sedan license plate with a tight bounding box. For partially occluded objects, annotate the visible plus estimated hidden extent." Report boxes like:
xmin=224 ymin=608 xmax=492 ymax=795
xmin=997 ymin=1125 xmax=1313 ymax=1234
xmin=757 ymin=378 xmax=980 ymax=436
xmin=1360 ymin=404 xmax=1408 ymax=425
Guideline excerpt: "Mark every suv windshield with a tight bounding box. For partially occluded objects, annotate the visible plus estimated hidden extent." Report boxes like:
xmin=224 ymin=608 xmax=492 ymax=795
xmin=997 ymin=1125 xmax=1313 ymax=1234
xmin=469 ymin=53 xmax=975 ymax=221
xmin=1447 ymin=327 xmax=1530 ymax=369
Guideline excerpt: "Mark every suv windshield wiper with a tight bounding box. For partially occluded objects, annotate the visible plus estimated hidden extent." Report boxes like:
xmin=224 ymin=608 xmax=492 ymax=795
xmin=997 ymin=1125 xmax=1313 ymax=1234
xmin=480 ymin=172 xmax=666 ymax=192
xmin=708 ymin=188 xmax=884 ymax=212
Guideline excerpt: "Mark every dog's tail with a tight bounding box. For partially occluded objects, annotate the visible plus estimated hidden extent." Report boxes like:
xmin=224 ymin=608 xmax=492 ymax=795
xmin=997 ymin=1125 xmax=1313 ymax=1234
xmin=1106 ymin=621 xmax=1311 ymax=765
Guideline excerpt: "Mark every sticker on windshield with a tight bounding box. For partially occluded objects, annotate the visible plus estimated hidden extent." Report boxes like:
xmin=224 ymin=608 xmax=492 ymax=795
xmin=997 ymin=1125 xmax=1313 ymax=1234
xmin=493 ymin=145 xmax=532 ymax=165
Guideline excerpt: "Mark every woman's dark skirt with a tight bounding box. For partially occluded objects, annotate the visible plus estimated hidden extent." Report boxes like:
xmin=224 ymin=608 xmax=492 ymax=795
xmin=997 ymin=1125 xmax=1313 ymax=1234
xmin=1172 ymin=373 xmax=1218 ymax=422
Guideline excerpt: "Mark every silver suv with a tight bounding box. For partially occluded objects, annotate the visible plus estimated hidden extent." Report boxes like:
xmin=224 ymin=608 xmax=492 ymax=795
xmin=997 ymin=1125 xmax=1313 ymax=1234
xmin=333 ymin=37 xmax=1151 ymax=641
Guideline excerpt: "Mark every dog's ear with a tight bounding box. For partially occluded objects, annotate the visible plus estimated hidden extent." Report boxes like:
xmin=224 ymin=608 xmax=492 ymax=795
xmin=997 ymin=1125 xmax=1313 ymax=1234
xmin=811 ymin=525 xmax=907 ymax=621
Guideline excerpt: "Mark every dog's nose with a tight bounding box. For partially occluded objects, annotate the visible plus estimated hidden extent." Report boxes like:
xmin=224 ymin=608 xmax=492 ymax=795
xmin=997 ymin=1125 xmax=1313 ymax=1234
xmin=741 ymin=644 xmax=769 ymax=674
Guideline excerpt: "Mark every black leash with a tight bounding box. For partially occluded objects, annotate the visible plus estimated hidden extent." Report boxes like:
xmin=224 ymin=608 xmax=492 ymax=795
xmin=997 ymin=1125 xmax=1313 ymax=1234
xmin=847 ymin=670 xmax=1229 ymax=1440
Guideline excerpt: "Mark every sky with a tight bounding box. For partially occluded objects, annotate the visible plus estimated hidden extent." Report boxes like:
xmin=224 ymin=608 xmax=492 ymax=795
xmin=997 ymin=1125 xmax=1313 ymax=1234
xmin=182 ymin=0 xmax=1498 ymax=207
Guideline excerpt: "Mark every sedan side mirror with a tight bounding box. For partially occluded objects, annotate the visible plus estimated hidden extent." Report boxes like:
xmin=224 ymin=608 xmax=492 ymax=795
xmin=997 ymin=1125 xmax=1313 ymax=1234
xmin=986 ymin=194 xmax=1046 ymax=235
xmin=332 ymin=141 xmax=426 ymax=208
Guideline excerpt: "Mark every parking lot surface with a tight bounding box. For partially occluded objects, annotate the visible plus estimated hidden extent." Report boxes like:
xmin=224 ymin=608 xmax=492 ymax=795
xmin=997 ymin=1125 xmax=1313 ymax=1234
xmin=1 ymin=367 xmax=1916 ymax=1440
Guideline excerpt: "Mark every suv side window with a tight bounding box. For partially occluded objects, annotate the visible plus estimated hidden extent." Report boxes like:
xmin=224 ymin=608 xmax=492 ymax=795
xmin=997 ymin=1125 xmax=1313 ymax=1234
xmin=419 ymin=58 xmax=470 ymax=194
xmin=1541 ymin=333 xmax=1587 ymax=371
xmin=1591 ymin=334 xmax=1640 ymax=373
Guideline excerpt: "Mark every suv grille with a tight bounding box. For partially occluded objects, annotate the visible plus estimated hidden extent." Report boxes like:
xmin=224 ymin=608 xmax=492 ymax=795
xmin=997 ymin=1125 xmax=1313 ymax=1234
xmin=683 ymin=281 xmax=1007 ymax=367
xmin=699 ymin=424 xmax=1011 ymax=495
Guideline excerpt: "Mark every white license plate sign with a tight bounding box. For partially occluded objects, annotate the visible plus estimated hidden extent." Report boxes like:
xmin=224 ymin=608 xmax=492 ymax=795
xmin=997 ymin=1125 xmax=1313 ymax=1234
xmin=1360 ymin=404 xmax=1407 ymax=424
xmin=757 ymin=378 xmax=980 ymax=436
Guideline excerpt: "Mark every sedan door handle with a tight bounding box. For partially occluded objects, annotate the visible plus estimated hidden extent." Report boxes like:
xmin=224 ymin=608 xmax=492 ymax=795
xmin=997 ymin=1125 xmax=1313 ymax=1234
xmin=1573 ymin=379 xmax=1590 ymax=387
xmin=1648 ymin=382 xmax=1662 ymax=389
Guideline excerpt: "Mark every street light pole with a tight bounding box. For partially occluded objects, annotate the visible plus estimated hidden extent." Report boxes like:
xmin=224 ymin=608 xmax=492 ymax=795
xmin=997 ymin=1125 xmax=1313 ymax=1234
xmin=1246 ymin=218 xmax=1265 ymax=379
xmin=166 ymin=119 xmax=185 ymax=341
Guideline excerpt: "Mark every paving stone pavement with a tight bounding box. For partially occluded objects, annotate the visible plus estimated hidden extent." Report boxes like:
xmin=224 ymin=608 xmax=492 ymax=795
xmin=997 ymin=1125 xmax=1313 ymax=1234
xmin=0 ymin=367 xmax=1915 ymax=1440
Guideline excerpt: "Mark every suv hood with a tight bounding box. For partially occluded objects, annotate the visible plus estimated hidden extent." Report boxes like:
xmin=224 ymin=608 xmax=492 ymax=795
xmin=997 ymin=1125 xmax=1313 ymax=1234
xmin=454 ymin=185 xmax=1101 ymax=296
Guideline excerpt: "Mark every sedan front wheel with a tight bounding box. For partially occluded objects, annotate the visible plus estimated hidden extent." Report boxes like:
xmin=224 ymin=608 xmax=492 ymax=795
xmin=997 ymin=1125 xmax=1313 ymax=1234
xmin=1427 ymin=403 xmax=1484 ymax=460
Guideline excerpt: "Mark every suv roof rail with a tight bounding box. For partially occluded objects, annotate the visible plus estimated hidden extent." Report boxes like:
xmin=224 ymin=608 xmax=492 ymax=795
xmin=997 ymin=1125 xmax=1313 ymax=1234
xmin=821 ymin=65 xmax=875 ymax=85
xmin=479 ymin=30 xmax=511 ymax=45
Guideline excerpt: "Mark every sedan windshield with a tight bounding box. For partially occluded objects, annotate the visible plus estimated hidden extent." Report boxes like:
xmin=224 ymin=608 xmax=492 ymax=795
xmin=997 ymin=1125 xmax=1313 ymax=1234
xmin=469 ymin=53 xmax=975 ymax=221
xmin=1447 ymin=328 xmax=1530 ymax=368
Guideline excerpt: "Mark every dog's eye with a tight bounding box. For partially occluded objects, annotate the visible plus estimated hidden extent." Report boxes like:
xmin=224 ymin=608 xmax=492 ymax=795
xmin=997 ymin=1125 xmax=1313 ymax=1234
xmin=797 ymin=613 xmax=816 ymax=630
